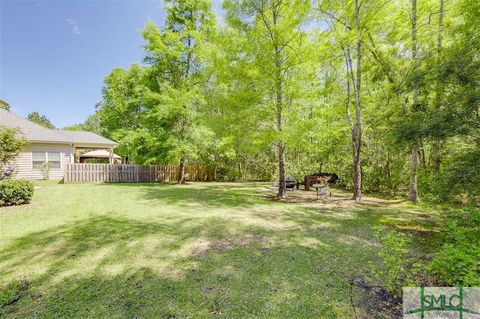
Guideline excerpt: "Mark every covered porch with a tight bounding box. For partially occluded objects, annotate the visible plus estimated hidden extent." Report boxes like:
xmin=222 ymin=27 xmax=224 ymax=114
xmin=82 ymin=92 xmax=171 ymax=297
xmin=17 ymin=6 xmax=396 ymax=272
xmin=73 ymin=145 xmax=120 ymax=165
xmin=56 ymin=130 xmax=119 ymax=165
xmin=78 ymin=149 xmax=121 ymax=164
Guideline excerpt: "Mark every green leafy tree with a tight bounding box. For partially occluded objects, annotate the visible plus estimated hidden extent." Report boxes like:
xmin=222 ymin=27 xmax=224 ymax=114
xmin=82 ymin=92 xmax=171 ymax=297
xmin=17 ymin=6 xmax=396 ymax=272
xmin=97 ymin=0 xmax=215 ymax=179
xmin=97 ymin=65 xmax=147 ymax=163
xmin=0 ymin=99 xmax=10 ymax=111
xmin=91 ymin=0 xmax=479 ymax=205
xmin=0 ymin=126 xmax=26 ymax=176
xmin=224 ymin=0 xmax=313 ymax=198
xmin=141 ymin=0 xmax=215 ymax=183
xmin=63 ymin=113 xmax=102 ymax=133
xmin=26 ymin=112 xmax=55 ymax=129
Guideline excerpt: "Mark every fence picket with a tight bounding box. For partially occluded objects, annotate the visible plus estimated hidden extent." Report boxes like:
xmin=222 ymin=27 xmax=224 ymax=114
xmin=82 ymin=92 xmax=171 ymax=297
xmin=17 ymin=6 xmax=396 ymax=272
xmin=64 ymin=163 xmax=213 ymax=184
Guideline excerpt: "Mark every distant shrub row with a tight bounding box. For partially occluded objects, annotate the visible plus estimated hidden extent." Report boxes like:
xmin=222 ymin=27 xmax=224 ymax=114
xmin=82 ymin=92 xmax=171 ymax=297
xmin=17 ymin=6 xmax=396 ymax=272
xmin=0 ymin=180 xmax=34 ymax=207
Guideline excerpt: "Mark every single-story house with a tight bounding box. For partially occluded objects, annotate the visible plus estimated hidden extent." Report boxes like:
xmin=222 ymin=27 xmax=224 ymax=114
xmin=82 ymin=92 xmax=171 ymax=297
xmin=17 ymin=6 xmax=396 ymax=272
xmin=0 ymin=108 xmax=117 ymax=180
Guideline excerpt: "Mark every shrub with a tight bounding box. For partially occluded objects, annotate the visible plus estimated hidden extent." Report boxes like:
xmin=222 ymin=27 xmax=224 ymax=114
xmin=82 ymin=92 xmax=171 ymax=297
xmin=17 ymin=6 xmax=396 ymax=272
xmin=372 ymin=230 xmax=420 ymax=298
xmin=374 ymin=209 xmax=480 ymax=293
xmin=427 ymin=209 xmax=480 ymax=286
xmin=0 ymin=180 xmax=34 ymax=206
xmin=40 ymin=162 xmax=53 ymax=180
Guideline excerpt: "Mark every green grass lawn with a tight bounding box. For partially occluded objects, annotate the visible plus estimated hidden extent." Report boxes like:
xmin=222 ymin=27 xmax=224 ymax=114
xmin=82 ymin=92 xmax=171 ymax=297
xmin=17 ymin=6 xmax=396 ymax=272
xmin=0 ymin=181 xmax=441 ymax=318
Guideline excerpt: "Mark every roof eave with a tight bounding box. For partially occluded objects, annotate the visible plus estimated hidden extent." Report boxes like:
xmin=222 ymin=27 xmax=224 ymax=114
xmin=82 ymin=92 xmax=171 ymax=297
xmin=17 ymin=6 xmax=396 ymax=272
xmin=73 ymin=142 xmax=118 ymax=148
xmin=28 ymin=140 xmax=73 ymax=145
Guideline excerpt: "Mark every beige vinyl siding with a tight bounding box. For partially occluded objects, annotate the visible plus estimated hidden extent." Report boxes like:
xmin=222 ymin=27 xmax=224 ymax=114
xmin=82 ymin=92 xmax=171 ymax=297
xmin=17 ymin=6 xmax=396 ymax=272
xmin=12 ymin=143 xmax=73 ymax=180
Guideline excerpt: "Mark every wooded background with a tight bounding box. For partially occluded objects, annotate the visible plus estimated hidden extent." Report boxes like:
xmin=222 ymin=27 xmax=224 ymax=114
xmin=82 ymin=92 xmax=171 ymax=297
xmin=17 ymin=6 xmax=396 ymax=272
xmin=32 ymin=0 xmax=480 ymax=203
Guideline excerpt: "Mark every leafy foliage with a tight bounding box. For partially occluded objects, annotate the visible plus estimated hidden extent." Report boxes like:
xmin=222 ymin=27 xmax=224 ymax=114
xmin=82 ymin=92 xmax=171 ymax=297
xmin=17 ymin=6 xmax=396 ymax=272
xmin=26 ymin=112 xmax=55 ymax=129
xmin=62 ymin=114 xmax=102 ymax=133
xmin=89 ymin=0 xmax=479 ymax=202
xmin=0 ymin=99 xmax=9 ymax=111
xmin=0 ymin=126 xmax=26 ymax=172
xmin=40 ymin=162 xmax=53 ymax=180
xmin=97 ymin=0 xmax=215 ymax=176
xmin=421 ymin=146 xmax=480 ymax=204
xmin=372 ymin=230 xmax=420 ymax=298
xmin=374 ymin=206 xmax=480 ymax=296
xmin=427 ymin=209 xmax=480 ymax=286
xmin=0 ymin=179 xmax=34 ymax=206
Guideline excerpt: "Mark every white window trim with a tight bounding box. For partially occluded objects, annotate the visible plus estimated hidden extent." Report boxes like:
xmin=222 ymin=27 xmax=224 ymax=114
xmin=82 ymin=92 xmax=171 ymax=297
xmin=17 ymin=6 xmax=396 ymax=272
xmin=47 ymin=152 xmax=61 ymax=169
xmin=31 ymin=151 xmax=62 ymax=170
xmin=32 ymin=151 xmax=46 ymax=170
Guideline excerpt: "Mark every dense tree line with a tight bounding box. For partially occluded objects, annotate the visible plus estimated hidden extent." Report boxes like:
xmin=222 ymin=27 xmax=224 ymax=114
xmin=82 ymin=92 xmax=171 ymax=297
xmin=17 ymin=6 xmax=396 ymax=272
xmin=84 ymin=0 xmax=478 ymax=203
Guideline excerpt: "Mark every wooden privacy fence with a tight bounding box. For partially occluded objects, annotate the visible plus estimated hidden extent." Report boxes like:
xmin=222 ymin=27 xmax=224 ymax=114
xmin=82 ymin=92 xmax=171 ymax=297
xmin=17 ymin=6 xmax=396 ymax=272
xmin=64 ymin=163 xmax=215 ymax=184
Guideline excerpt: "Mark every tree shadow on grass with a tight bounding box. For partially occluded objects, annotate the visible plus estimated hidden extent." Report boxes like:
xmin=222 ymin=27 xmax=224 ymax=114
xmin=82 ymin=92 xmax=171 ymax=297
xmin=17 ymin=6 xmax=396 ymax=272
xmin=273 ymin=204 xmax=443 ymax=256
xmin=0 ymin=214 xmax=382 ymax=318
xmin=0 ymin=215 xmax=231 ymax=283
xmin=1 ymin=183 xmax=437 ymax=318
xmin=1 ymin=252 xmax=363 ymax=319
xmin=277 ymin=202 xmax=441 ymax=233
xmin=96 ymin=182 xmax=269 ymax=209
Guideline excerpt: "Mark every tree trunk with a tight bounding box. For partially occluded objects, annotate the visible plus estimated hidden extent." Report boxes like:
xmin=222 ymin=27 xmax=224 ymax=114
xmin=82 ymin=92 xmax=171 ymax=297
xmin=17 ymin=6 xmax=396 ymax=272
xmin=408 ymin=146 xmax=419 ymax=201
xmin=352 ymin=0 xmax=362 ymax=201
xmin=276 ymin=74 xmax=287 ymax=198
xmin=178 ymin=156 xmax=187 ymax=184
xmin=420 ymin=144 xmax=427 ymax=167
xmin=433 ymin=0 xmax=444 ymax=174
xmin=275 ymin=71 xmax=287 ymax=198
xmin=386 ymin=152 xmax=391 ymax=189
xmin=277 ymin=143 xmax=287 ymax=198
xmin=433 ymin=141 xmax=441 ymax=173
xmin=352 ymin=131 xmax=362 ymax=201
xmin=408 ymin=0 xmax=419 ymax=201
xmin=256 ymin=2 xmax=288 ymax=198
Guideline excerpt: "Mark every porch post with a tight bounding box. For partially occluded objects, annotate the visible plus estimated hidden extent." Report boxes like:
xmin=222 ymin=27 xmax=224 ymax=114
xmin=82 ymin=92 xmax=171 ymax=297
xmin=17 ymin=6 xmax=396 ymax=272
xmin=74 ymin=147 xmax=80 ymax=163
xmin=108 ymin=148 xmax=114 ymax=164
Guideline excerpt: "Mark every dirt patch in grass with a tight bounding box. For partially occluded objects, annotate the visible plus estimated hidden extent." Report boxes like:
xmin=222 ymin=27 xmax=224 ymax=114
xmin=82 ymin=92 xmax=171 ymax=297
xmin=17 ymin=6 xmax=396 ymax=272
xmin=239 ymin=234 xmax=268 ymax=246
xmin=203 ymin=284 xmax=229 ymax=316
xmin=309 ymin=224 xmax=333 ymax=233
xmin=191 ymin=235 xmax=270 ymax=258
xmin=210 ymin=235 xmax=269 ymax=252
xmin=202 ymin=284 xmax=227 ymax=296
xmin=191 ymin=239 xmax=212 ymax=255
xmin=210 ymin=239 xmax=235 ymax=252
xmin=266 ymin=189 xmax=405 ymax=210
xmin=351 ymin=277 xmax=401 ymax=319
xmin=190 ymin=238 xmax=234 ymax=255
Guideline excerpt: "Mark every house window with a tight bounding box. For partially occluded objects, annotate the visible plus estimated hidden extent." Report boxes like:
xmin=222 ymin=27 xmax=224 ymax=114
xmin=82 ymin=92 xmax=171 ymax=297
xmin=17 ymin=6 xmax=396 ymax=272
xmin=48 ymin=152 xmax=61 ymax=168
xmin=32 ymin=152 xmax=61 ymax=169
xmin=32 ymin=152 xmax=46 ymax=169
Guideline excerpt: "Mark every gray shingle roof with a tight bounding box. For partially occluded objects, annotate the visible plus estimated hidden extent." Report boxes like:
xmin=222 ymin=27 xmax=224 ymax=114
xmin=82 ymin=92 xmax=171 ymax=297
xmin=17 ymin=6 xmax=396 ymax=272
xmin=0 ymin=108 xmax=117 ymax=146
xmin=56 ymin=130 xmax=117 ymax=145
